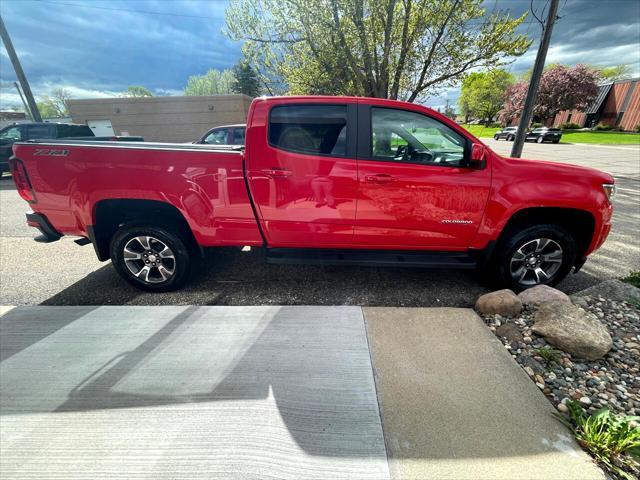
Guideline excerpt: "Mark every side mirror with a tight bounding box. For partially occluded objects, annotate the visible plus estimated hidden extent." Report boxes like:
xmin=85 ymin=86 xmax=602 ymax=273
xmin=467 ymin=143 xmax=486 ymax=169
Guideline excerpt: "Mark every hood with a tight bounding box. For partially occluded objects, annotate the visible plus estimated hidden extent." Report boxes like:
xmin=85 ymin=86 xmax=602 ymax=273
xmin=498 ymin=155 xmax=615 ymax=185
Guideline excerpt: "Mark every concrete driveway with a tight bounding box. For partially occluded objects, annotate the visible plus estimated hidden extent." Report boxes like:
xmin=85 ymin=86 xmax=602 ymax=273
xmin=0 ymin=305 xmax=603 ymax=479
xmin=0 ymin=141 xmax=638 ymax=306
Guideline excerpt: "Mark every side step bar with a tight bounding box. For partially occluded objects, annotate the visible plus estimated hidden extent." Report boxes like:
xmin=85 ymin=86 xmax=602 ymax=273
xmin=265 ymin=248 xmax=477 ymax=269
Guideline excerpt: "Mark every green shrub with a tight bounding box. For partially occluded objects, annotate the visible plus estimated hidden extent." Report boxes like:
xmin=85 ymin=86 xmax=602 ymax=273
xmin=635 ymin=125 xmax=640 ymax=133
xmin=536 ymin=346 xmax=562 ymax=366
xmin=561 ymin=122 xmax=581 ymax=130
xmin=531 ymin=122 xmax=543 ymax=128
xmin=557 ymin=401 xmax=640 ymax=479
xmin=621 ymin=271 xmax=640 ymax=289
xmin=594 ymin=123 xmax=613 ymax=131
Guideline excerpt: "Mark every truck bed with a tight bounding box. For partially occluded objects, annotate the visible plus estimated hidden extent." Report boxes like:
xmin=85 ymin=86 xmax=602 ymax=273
xmin=11 ymin=140 xmax=263 ymax=247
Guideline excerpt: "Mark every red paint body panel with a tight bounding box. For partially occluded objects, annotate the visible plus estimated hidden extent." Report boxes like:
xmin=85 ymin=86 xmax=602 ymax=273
xmin=11 ymin=95 xmax=614 ymax=262
xmin=13 ymin=144 xmax=263 ymax=247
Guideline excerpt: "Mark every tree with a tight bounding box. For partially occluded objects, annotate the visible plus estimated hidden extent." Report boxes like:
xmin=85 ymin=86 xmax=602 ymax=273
xmin=593 ymin=64 xmax=632 ymax=83
xmin=36 ymin=87 xmax=72 ymax=118
xmin=184 ymin=69 xmax=234 ymax=95
xmin=443 ymin=103 xmax=456 ymax=120
xmin=498 ymin=81 xmax=527 ymax=125
xmin=122 ymin=86 xmax=153 ymax=97
xmin=225 ymin=0 xmax=531 ymax=101
xmin=231 ymin=59 xmax=261 ymax=97
xmin=498 ymin=64 xmax=598 ymax=125
xmin=458 ymin=69 xmax=513 ymax=124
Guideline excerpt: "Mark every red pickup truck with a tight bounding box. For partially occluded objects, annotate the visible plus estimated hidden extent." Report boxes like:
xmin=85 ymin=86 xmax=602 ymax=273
xmin=10 ymin=96 xmax=614 ymax=292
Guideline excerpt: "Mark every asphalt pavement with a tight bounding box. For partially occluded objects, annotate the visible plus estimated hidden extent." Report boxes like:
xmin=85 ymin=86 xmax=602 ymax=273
xmin=0 ymin=141 xmax=638 ymax=306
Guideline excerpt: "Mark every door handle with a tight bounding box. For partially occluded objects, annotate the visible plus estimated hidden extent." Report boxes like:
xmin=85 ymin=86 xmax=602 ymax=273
xmin=261 ymin=168 xmax=292 ymax=178
xmin=364 ymin=174 xmax=395 ymax=184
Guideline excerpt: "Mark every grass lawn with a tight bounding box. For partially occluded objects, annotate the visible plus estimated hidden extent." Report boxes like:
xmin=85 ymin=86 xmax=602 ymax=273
xmin=460 ymin=124 xmax=640 ymax=145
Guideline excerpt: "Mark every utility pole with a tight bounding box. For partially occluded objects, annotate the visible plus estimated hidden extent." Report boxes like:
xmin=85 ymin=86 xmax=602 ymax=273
xmin=14 ymin=82 xmax=32 ymax=119
xmin=510 ymin=0 xmax=559 ymax=158
xmin=0 ymin=15 xmax=42 ymax=122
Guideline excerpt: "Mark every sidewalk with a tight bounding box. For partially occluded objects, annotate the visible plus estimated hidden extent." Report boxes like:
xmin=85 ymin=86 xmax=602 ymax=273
xmin=0 ymin=306 xmax=603 ymax=479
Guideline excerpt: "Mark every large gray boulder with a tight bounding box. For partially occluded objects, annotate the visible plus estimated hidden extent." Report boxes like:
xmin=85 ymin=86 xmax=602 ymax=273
xmin=518 ymin=285 xmax=570 ymax=309
xmin=532 ymin=301 xmax=613 ymax=360
xmin=572 ymin=279 xmax=640 ymax=303
xmin=475 ymin=289 xmax=522 ymax=317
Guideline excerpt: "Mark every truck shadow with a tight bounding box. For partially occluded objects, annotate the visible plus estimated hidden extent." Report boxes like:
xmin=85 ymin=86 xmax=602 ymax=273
xmin=39 ymin=246 xmax=606 ymax=307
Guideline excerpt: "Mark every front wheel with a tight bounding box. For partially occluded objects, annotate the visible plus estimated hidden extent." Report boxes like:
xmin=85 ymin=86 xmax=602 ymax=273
xmin=495 ymin=224 xmax=576 ymax=291
xmin=537 ymin=136 xmax=544 ymax=143
xmin=110 ymin=224 xmax=192 ymax=291
xmin=494 ymin=134 xmax=500 ymax=140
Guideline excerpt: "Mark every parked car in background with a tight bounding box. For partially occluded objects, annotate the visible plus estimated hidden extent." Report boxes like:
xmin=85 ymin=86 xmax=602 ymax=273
xmin=11 ymin=96 xmax=614 ymax=293
xmin=195 ymin=124 xmax=246 ymax=146
xmin=0 ymin=122 xmax=143 ymax=175
xmin=525 ymin=127 xmax=562 ymax=143
xmin=494 ymin=126 xmax=518 ymax=141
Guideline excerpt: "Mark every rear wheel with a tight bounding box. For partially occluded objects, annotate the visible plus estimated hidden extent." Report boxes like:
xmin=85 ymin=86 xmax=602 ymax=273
xmin=110 ymin=224 xmax=192 ymax=291
xmin=537 ymin=136 xmax=544 ymax=143
xmin=507 ymin=135 xmax=514 ymax=141
xmin=553 ymin=139 xmax=560 ymax=143
xmin=495 ymin=224 xmax=576 ymax=291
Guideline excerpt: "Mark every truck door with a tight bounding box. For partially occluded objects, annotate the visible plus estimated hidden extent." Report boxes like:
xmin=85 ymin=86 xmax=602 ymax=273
xmin=246 ymin=101 xmax=358 ymax=247
xmin=354 ymin=104 xmax=491 ymax=248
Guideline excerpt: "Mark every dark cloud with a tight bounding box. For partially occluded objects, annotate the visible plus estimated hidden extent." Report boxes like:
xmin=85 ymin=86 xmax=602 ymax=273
xmin=0 ymin=0 xmax=638 ymax=109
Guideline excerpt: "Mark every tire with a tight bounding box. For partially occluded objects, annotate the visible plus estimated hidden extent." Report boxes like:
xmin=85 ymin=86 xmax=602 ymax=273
xmin=507 ymin=135 xmax=514 ymax=141
xmin=110 ymin=224 xmax=192 ymax=292
xmin=536 ymin=136 xmax=544 ymax=143
xmin=494 ymin=134 xmax=500 ymax=140
xmin=553 ymin=139 xmax=560 ymax=144
xmin=495 ymin=224 xmax=576 ymax=292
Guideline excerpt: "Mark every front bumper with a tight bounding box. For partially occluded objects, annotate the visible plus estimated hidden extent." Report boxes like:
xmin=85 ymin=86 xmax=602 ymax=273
xmin=26 ymin=212 xmax=62 ymax=243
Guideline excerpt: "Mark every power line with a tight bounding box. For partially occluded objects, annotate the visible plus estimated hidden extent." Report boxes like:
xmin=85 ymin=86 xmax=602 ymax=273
xmin=32 ymin=0 xmax=226 ymax=20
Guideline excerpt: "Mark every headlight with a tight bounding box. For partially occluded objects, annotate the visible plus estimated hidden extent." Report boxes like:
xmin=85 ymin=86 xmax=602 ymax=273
xmin=602 ymin=183 xmax=616 ymax=201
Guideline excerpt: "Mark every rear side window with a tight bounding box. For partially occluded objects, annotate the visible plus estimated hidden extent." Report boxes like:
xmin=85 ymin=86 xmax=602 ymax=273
xmin=27 ymin=124 xmax=53 ymax=139
xmin=57 ymin=125 xmax=94 ymax=137
xmin=269 ymin=104 xmax=347 ymax=157
xmin=232 ymin=127 xmax=245 ymax=145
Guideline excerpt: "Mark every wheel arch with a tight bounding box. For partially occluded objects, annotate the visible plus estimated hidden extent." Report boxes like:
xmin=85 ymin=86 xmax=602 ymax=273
xmin=90 ymin=199 xmax=199 ymax=261
xmin=496 ymin=207 xmax=595 ymax=264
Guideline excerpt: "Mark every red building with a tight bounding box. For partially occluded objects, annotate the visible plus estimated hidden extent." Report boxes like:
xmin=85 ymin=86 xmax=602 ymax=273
xmin=553 ymin=78 xmax=640 ymax=131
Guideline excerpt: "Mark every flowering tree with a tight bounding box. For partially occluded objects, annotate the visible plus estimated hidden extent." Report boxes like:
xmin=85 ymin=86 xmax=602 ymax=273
xmin=498 ymin=81 xmax=528 ymax=125
xmin=498 ymin=64 xmax=599 ymax=125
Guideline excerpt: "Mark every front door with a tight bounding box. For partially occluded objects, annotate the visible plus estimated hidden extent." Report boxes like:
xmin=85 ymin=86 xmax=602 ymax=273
xmin=246 ymin=101 xmax=358 ymax=247
xmin=354 ymin=105 xmax=491 ymax=249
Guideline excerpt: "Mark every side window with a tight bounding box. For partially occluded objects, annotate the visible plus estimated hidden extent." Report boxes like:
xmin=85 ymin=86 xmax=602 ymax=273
xmin=27 ymin=124 xmax=53 ymax=139
xmin=269 ymin=104 xmax=347 ymax=156
xmin=371 ymin=107 xmax=466 ymax=166
xmin=232 ymin=128 xmax=245 ymax=145
xmin=204 ymin=129 xmax=228 ymax=145
xmin=0 ymin=126 xmax=23 ymax=141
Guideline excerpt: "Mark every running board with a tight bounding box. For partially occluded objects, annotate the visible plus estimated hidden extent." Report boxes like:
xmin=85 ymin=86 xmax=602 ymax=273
xmin=265 ymin=248 xmax=477 ymax=269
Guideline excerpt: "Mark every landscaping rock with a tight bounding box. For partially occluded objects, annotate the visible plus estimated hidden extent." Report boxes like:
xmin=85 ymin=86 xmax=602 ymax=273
xmin=573 ymin=279 xmax=640 ymax=303
xmin=518 ymin=285 xmax=571 ymax=308
xmin=495 ymin=323 xmax=524 ymax=343
xmin=475 ymin=289 xmax=522 ymax=317
xmin=532 ymin=302 xmax=613 ymax=360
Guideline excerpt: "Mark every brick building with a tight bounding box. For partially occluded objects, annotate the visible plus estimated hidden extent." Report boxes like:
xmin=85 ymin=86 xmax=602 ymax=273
xmin=553 ymin=78 xmax=640 ymax=131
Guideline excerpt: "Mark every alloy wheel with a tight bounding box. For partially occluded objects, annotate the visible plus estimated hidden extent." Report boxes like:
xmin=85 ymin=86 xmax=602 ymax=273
xmin=509 ymin=238 xmax=563 ymax=287
xmin=123 ymin=235 xmax=176 ymax=284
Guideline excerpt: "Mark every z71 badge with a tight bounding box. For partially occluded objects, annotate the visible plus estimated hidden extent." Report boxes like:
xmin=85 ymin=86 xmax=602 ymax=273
xmin=34 ymin=148 xmax=69 ymax=157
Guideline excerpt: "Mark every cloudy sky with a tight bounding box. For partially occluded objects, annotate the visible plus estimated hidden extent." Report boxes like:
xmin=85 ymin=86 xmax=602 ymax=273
xmin=1 ymin=0 xmax=639 ymax=110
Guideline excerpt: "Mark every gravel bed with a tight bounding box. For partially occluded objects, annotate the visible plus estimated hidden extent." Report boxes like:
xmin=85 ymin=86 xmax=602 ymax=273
xmin=481 ymin=295 xmax=640 ymax=417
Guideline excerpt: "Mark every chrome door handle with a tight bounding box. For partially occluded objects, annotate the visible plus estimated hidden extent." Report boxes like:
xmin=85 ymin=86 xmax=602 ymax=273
xmin=261 ymin=168 xmax=292 ymax=178
xmin=364 ymin=174 xmax=395 ymax=184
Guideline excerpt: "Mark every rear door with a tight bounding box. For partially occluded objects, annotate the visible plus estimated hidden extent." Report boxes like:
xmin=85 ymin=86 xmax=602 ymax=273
xmin=246 ymin=100 xmax=358 ymax=247
xmin=354 ymin=103 xmax=491 ymax=248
